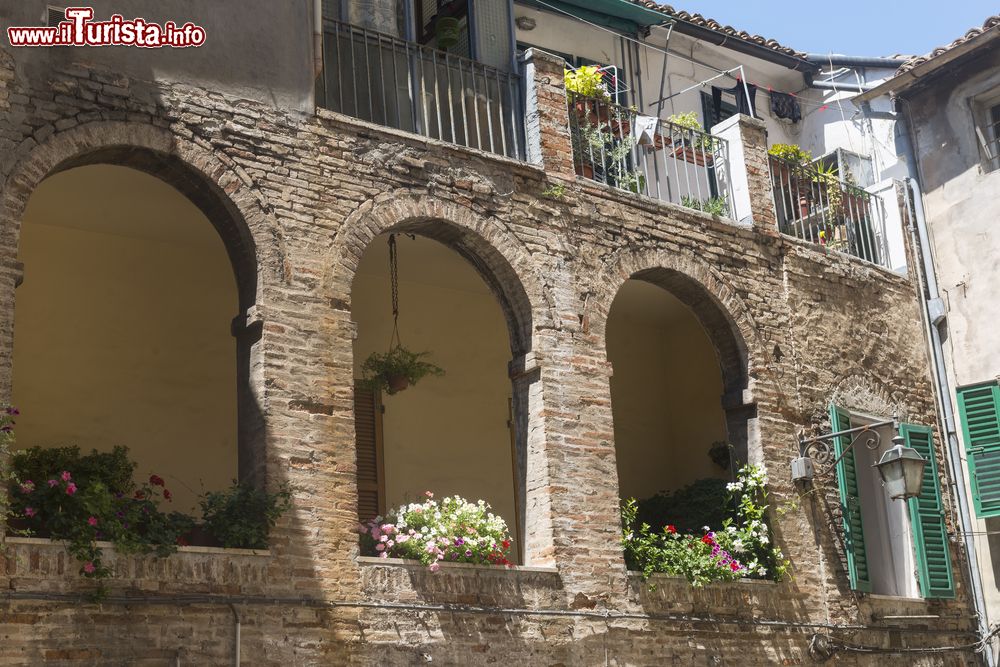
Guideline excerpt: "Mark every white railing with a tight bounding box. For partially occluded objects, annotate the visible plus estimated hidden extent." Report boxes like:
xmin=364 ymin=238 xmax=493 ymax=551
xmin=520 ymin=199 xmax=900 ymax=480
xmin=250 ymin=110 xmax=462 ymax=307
xmin=567 ymin=93 xmax=734 ymax=219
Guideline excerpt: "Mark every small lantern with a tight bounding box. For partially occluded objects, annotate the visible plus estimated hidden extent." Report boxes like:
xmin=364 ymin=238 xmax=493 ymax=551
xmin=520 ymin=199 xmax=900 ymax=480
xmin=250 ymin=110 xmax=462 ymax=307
xmin=875 ymin=436 xmax=927 ymax=501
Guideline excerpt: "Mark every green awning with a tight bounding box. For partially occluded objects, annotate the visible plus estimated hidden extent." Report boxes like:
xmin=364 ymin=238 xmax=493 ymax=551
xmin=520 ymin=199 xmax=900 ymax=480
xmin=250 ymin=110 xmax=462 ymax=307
xmin=522 ymin=0 xmax=671 ymax=34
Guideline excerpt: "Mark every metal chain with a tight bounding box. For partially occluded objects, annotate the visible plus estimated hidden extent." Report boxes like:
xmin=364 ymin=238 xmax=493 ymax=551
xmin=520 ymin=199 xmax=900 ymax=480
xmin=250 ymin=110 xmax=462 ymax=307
xmin=388 ymin=234 xmax=401 ymax=349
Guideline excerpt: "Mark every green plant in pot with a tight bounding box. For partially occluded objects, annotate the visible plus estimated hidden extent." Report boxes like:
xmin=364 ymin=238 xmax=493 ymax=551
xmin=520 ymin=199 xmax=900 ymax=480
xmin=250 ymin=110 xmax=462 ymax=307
xmin=666 ymin=112 xmax=714 ymax=154
xmin=362 ymin=344 xmax=444 ymax=395
xmin=564 ymin=65 xmax=611 ymax=102
xmin=435 ymin=16 xmax=460 ymax=50
xmin=362 ymin=235 xmax=446 ymax=395
xmin=767 ymin=143 xmax=812 ymax=165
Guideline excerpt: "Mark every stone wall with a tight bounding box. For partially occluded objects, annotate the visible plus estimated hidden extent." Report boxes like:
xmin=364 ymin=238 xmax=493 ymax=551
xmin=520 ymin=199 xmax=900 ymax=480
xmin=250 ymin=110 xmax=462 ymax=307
xmin=0 ymin=45 xmax=980 ymax=665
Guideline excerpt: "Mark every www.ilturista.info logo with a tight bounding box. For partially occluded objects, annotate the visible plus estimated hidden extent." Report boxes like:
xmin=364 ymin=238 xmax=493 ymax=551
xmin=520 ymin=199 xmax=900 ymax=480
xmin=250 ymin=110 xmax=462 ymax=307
xmin=6 ymin=7 xmax=206 ymax=48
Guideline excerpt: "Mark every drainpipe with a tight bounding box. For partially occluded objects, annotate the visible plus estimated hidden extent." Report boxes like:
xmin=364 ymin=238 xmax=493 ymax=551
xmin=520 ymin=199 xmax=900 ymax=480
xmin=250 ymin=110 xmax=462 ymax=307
xmin=229 ymin=603 xmax=241 ymax=666
xmin=804 ymin=72 xmax=873 ymax=94
xmin=903 ymin=174 xmax=995 ymax=666
xmin=804 ymin=53 xmax=908 ymax=69
xmin=313 ymin=0 xmax=325 ymax=102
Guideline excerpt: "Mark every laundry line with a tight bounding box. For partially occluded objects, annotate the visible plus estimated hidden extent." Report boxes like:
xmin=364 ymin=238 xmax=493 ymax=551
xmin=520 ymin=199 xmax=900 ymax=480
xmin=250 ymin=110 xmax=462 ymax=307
xmin=531 ymin=0 xmax=856 ymax=118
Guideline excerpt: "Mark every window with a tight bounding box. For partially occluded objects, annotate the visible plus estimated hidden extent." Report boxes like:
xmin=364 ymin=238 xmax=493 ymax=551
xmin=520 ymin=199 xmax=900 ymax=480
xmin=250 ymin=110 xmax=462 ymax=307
xmin=700 ymin=91 xmax=737 ymax=131
xmin=972 ymin=91 xmax=1000 ymax=172
xmin=810 ymin=148 xmax=875 ymax=189
xmin=830 ymin=405 xmax=954 ymax=598
xmin=956 ymin=381 xmax=1000 ymax=517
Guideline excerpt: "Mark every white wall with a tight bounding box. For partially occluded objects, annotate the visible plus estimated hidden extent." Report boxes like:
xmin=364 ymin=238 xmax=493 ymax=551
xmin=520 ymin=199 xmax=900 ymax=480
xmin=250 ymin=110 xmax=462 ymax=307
xmin=515 ymin=5 xmax=910 ymax=270
xmin=905 ymin=55 xmax=1000 ymax=650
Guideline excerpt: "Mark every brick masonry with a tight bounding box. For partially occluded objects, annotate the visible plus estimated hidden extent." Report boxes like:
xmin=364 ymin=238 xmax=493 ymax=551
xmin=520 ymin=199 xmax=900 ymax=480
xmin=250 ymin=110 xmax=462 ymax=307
xmin=0 ymin=45 xmax=981 ymax=665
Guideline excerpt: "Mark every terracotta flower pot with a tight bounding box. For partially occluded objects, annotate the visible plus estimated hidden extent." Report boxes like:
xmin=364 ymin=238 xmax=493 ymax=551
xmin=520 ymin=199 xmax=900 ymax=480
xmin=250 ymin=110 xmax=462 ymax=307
xmin=387 ymin=374 xmax=410 ymax=394
xmin=180 ymin=524 xmax=222 ymax=548
xmin=671 ymin=143 xmax=713 ymax=167
xmin=799 ymin=194 xmax=810 ymax=218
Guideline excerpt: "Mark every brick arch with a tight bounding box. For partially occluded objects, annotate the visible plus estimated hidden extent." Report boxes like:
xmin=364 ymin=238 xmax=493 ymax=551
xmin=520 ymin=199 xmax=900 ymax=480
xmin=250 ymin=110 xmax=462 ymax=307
xmin=826 ymin=375 xmax=911 ymax=424
xmin=329 ymin=192 xmax=546 ymax=356
xmin=0 ymin=120 xmax=285 ymax=310
xmin=589 ymin=250 xmax=765 ymax=465
xmin=0 ymin=119 xmax=278 ymax=484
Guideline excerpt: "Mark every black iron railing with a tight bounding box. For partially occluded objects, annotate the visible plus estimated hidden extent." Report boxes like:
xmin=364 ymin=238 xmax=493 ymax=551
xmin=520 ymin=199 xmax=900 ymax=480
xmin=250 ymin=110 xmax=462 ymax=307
xmin=769 ymin=155 xmax=888 ymax=266
xmin=320 ymin=19 xmax=524 ymax=160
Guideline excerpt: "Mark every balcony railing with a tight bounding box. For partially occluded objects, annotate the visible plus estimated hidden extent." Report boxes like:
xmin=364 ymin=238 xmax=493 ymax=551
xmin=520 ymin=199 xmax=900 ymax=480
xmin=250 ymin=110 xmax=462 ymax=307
xmin=768 ymin=156 xmax=889 ymax=267
xmin=320 ymin=19 xmax=524 ymax=160
xmin=567 ymin=93 xmax=734 ymax=219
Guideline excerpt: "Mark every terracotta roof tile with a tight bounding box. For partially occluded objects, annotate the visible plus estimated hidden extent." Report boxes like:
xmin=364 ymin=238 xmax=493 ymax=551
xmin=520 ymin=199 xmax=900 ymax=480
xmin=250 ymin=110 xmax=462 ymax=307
xmin=623 ymin=1 xmax=810 ymax=60
xmin=896 ymin=14 xmax=1000 ymax=74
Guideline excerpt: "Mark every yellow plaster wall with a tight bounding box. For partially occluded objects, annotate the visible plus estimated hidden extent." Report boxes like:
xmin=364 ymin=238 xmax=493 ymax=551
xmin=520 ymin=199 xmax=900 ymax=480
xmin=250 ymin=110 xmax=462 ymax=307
xmin=351 ymin=234 xmax=517 ymax=545
xmin=607 ymin=279 xmax=729 ymax=502
xmin=12 ymin=165 xmax=238 ymax=512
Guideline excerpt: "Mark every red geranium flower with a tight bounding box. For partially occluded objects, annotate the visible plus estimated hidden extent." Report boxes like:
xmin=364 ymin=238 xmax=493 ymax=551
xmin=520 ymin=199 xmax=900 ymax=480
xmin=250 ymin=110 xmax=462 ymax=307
xmin=163 ymin=489 xmax=172 ymax=501
xmin=149 ymin=474 xmax=165 ymax=487
xmin=666 ymin=525 xmax=677 ymax=534
xmin=701 ymin=534 xmax=713 ymax=545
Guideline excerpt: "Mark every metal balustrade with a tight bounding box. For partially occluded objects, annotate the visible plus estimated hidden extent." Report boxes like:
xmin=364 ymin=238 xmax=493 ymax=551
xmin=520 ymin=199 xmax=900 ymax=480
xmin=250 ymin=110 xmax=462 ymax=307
xmin=768 ymin=155 xmax=889 ymax=267
xmin=567 ymin=92 xmax=735 ymax=219
xmin=320 ymin=19 xmax=524 ymax=160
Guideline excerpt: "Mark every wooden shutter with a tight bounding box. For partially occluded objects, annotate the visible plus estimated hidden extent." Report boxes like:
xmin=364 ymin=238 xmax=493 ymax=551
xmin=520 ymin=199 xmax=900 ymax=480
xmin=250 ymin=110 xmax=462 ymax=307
xmin=830 ymin=404 xmax=872 ymax=592
xmin=957 ymin=381 xmax=1000 ymax=517
xmin=354 ymin=381 xmax=385 ymax=522
xmin=903 ymin=423 xmax=955 ymax=599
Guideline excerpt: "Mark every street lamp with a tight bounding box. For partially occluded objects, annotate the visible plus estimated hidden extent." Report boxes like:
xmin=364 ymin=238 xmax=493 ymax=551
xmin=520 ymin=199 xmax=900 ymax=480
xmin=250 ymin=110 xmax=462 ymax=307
xmin=791 ymin=416 xmax=926 ymax=501
xmin=874 ymin=433 xmax=927 ymax=500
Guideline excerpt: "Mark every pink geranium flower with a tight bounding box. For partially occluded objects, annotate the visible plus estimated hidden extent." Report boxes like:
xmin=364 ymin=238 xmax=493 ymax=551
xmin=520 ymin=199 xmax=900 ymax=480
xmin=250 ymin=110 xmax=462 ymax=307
xmin=82 ymin=562 xmax=95 ymax=574
xmin=60 ymin=471 xmax=72 ymax=482
xmin=65 ymin=482 xmax=77 ymax=496
xmin=24 ymin=507 xmax=36 ymax=518
xmin=87 ymin=516 xmax=98 ymax=527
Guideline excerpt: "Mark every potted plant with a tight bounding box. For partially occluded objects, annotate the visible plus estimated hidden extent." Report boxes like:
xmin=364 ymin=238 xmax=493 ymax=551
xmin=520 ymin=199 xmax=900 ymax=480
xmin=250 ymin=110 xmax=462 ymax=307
xmin=564 ymin=65 xmax=611 ymax=123
xmin=435 ymin=16 xmax=460 ymax=50
xmin=767 ymin=143 xmax=812 ymax=167
xmin=362 ymin=344 xmax=444 ymax=395
xmin=199 ymin=481 xmax=292 ymax=550
xmin=767 ymin=144 xmax=813 ymax=219
xmin=666 ymin=112 xmax=715 ymax=166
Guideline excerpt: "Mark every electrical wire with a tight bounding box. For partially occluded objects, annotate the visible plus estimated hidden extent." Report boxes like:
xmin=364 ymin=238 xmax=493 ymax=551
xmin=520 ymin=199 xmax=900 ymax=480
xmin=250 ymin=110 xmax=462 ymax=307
xmin=0 ymin=589 xmax=979 ymax=638
xmin=530 ymin=0 xmax=862 ymax=119
xmin=826 ymin=621 xmax=1000 ymax=656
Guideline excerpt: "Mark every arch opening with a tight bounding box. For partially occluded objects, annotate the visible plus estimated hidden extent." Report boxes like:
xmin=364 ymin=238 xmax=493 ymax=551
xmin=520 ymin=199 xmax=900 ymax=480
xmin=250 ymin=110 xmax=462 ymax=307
xmin=350 ymin=230 xmax=532 ymax=562
xmin=607 ymin=272 xmax=755 ymax=535
xmin=11 ymin=162 xmax=260 ymax=513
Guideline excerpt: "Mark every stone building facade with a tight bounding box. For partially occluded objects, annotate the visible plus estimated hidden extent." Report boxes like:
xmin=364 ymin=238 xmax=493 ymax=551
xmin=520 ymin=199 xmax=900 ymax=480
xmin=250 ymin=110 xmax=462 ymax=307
xmin=0 ymin=24 xmax=983 ymax=667
xmin=857 ymin=16 xmax=1000 ymax=665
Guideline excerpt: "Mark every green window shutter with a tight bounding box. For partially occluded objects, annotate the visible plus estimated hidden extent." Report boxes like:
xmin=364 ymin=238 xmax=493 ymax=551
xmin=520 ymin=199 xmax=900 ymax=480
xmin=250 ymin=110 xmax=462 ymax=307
xmin=830 ymin=404 xmax=872 ymax=592
xmin=903 ymin=424 xmax=955 ymax=599
xmin=957 ymin=382 xmax=1000 ymax=517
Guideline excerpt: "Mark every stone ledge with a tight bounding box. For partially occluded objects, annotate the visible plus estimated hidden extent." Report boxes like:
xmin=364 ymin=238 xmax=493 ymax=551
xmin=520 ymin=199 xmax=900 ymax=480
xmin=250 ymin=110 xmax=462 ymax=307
xmin=629 ymin=570 xmax=781 ymax=587
xmin=313 ymin=106 xmax=544 ymax=177
xmin=4 ymin=536 xmax=271 ymax=557
xmin=779 ymin=232 xmax=912 ymax=284
xmin=357 ymin=555 xmax=558 ymax=575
